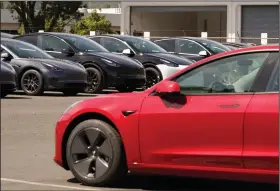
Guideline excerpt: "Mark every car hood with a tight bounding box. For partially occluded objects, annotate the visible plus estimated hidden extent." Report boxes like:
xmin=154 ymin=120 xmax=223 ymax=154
xmin=85 ymin=52 xmax=143 ymax=68
xmin=18 ymin=58 xmax=85 ymax=71
xmin=144 ymin=52 xmax=193 ymax=65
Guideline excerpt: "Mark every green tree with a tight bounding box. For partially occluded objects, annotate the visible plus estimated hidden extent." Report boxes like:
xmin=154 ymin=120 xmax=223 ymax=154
xmin=70 ymin=11 xmax=115 ymax=35
xmin=8 ymin=1 xmax=85 ymax=34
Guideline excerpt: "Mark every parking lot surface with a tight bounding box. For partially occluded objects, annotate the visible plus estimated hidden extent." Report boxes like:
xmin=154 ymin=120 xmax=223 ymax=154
xmin=1 ymin=91 xmax=278 ymax=191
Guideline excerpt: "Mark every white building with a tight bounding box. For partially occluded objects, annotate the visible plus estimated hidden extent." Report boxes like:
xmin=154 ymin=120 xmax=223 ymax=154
xmin=1 ymin=0 xmax=279 ymax=44
xmin=120 ymin=0 xmax=279 ymax=44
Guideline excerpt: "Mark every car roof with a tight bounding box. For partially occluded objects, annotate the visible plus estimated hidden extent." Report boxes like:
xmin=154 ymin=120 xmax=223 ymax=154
xmin=1 ymin=37 xmax=20 ymax=42
xmin=15 ymin=32 xmax=77 ymax=37
xmin=1 ymin=32 xmax=17 ymax=38
xmin=154 ymin=36 xmax=219 ymax=42
xmin=88 ymin=34 xmax=146 ymax=41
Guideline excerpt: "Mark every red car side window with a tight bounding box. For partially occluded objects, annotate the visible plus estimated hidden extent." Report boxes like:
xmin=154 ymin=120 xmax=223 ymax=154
xmin=174 ymin=52 xmax=270 ymax=94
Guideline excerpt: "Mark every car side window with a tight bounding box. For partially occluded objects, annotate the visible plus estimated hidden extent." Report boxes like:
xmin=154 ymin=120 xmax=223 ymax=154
xmin=173 ymin=52 xmax=270 ymax=94
xmin=100 ymin=37 xmax=128 ymax=53
xmin=266 ymin=60 xmax=279 ymax=92
xmin=16 ymin=35 xmax=38 ymax=46
xmin=40 ymin=35 xmax=71 ymax=52
xmin=178 ymin=39 xmax=205 ymax=55
xmin=154 ymin=40 xmax=175 ymax=52
xmin=91 ymin=37 xmax=101 ymax=44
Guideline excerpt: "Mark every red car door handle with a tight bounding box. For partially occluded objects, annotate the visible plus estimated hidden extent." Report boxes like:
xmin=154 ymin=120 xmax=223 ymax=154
xmin=219 ymin=104 xmax=240 ymax=108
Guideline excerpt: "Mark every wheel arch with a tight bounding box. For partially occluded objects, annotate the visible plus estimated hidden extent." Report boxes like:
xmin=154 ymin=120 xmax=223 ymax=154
xmin=81 ymin=61 xmax=107 ymax=84
xmin=17 ymin=67 xmax=43 ymax=89
xmin=142 ymin=62 xmax=163 ymax=81
xmin=61 ymin=112 xmax=125 ymax=170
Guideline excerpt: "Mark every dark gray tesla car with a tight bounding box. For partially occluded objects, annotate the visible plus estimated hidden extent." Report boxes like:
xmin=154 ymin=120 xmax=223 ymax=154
xmin=0 ymin=61 xmax=17 ymax=97
xmin=1 ymin=38 xmax=88 ymax=96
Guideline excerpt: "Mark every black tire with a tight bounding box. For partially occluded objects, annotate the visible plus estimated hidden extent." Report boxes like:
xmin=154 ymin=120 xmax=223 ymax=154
xmin=145 ymin=67 xmax=161 ymax=88
xmin=116 ymin=86 xmax=136 ymax=92
xmin=62 ymin=90 xmax=79 ymax=96
xmin=66 ymin=119 xmax=127 ymax=186
xmin=20 ymin=69 xmax=44 ymax=96
xmin=84 ymin=67 xmax=104 ymax=94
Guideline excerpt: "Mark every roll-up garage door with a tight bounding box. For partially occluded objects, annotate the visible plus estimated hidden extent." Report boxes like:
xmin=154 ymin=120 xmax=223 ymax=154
xmin=241 ymin=5 xmax=279 ymax=44
xmin=131 ymin=6 xmax=227 ymax=12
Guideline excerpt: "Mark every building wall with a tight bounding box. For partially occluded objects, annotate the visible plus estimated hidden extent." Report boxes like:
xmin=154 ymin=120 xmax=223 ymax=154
xmin=130 ymin=11 xmax=226 ymax=37
xmin=121 ymin=0 xmax=278 ymax=42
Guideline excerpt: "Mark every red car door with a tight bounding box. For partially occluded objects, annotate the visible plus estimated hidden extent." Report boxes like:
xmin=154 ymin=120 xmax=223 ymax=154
xmin=243 ymin=54 xmax=278 ymax=180
xmin=138 ymin=51 xmax=271 ymax=170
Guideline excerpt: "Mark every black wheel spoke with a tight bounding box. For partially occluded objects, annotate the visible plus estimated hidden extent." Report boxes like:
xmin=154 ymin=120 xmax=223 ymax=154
xmin=74 ymin=155 xmax=95 ymax=176
xmin=71 ymin=135 xmax=88 ymax=155
xmin=95 ymin=156 xmax=109 ymax=178
xmin=98 ymin=139 xmax=112 ymax=158
xmin=84 ymin=129 xmax=101 ymax=148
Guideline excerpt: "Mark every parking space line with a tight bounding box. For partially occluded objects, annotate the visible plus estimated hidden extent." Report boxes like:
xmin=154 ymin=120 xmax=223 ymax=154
xmin=1 ymin=178 xmax=99 ymax=190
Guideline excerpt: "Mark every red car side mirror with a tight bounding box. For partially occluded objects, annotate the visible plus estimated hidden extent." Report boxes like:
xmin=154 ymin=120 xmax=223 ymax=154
xmin=155 ymin=80 xmax=180 ymax=95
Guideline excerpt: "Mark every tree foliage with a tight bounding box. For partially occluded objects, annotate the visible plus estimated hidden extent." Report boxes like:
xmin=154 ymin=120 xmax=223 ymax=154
xmin=8 ymin=1 xmax=85 ymax=34
xmin=70 ymin=11 xmax=115 ymax=35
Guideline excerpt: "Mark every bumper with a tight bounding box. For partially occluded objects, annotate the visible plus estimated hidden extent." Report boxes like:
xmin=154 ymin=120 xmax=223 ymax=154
xmin=1 ymin=81 xmax=17 ymax=93
xmin=43 ymin=70 xmax=88 ymax=91
xmin=156 ymin=64 xmax=188 ymax=79
xmin=54 ymin=113 xmax=71 ymax=169
xmin=107 ymin=73 xmax=146 ymax=88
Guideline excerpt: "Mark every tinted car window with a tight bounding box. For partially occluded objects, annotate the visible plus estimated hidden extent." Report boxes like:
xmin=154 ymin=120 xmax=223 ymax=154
xmin=178 ymin=39 xmax=205 ymax=54
xmin=174 ymin=52 xmax=270 ymax=94
xmin=266 ymin=60 xmax=279 ymax=92
xmin=154 ymin=39 xmax=176 ymax=52
xmin=41 ymin=35 xmax=71 ymax=52
xmin=16 ymin=35 xmax=38 ymax=46
xmin=100 ymin=37 xmax=128 ymax=53
xmin=60 ymin=35 xmax=108 ymax=52
xmin=195 ymin=39 xmax=230 ymax=54
xmin=2 ymin=39 xmax=53 ymax=59
xmin=91 ymin=37 xmax=101 ymax=44
xmin=121 ymin=36 xmax=167 ymax=53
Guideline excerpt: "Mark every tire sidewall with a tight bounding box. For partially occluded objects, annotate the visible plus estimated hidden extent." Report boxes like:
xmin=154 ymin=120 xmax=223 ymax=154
xmin=66 ymin=119 xmax=125 ymax=186
xmin=85 ymin=67 xmax=104 ymax=94
xmin=145 ymin=67 xmax=161 ymax=87
xmin=21 ymin=69 xmax=44 ymax=96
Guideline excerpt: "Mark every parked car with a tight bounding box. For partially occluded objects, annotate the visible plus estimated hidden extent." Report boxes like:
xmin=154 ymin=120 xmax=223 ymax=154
xmin=154 ymin=37 xmax=232 ymax=61
xmin=1 ymin=32 xmax=17 ymax=39
xmin=222 ymin=42 xmax=255 ymax=49
xmin=1 ymin=38 xmax=88 ymax=96
xmin=54 ymin=45 xmax=278 ymax=186
xmin=0 ymin=61 xmax=17 ymax=97
xmin=13 ymin=33 xmax=146 ymax=93
xmin=88 ymin=35 xmax=194 ymax=88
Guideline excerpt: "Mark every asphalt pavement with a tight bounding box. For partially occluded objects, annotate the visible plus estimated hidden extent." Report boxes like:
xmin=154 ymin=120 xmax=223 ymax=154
xmin=1 ymin=91 xmax=278 ymax=191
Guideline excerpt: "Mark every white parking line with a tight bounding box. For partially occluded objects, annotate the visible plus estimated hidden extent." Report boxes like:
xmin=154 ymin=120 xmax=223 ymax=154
xmin=1 ymin=178 xmax=100 ymax=190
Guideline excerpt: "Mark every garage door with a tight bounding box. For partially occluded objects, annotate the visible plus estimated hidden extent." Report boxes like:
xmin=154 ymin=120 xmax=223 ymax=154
xmin=131 ymin=6 xmax=227 ymax=12
xmin=241 ymin=5 xmax=279 ymax=44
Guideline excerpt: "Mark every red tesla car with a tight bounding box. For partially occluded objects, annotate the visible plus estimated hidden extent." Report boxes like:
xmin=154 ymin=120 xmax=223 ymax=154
xmin=54 ymin=45 xmax=279 ymax=186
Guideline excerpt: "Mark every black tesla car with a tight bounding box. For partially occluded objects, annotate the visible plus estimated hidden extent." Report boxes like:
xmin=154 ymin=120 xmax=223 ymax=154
xmin=1 ymin=32 xmax=17 ymax=39
xmin=88 ymin=35 xmax=193 ymax=88
xmin=1 ymin=38 xmax=88 ymax=96
xmin=154 ymin=37 xmax=232 ymax=61
xmin=0 ymin=61 xmax=17 ymax=98
xmin=222 ymin=42 xmax=255 ymax=49
xmin=13 ymin=33 xmax=146 ymax=93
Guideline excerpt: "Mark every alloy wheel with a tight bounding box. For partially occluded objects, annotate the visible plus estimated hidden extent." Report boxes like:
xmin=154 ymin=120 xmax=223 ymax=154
xmin=22 ymin=73 xmax=40 ymax=94
xmin=70 ymin=127 xmax=113 ymax=179
xmin=145 ymin=71 xmax=160 ymax=88
xmin=85 ymin=70 xmax=99 ymax=93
